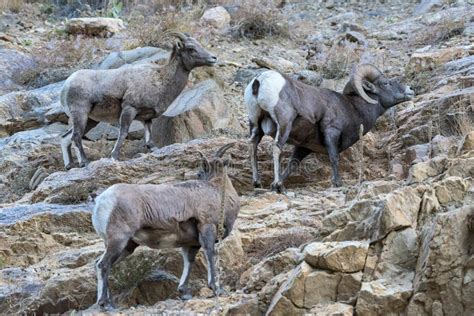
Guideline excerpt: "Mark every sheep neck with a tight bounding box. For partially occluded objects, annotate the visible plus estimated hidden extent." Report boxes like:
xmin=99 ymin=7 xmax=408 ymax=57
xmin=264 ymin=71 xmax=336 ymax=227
xmin=351 ymin=98 xmax=386 ymax=133
xmin=154 ymin=54 xmax=190 ymax=110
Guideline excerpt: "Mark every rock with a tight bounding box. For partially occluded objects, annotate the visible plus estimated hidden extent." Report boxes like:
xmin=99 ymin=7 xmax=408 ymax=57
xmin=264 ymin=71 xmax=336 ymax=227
xmin=374 ymin=187 xmax=421 ymax=240
xmin=240 ymin=248 xmax=301 ymax=292
xmin=201 ymin=6 xmax=231 ymax=29
xmin=98 ymin=47 xmax=169 ymax=70
xmin=0 ymin=49 xmax=37 ymax=95
xmin=404 ymin=144 xmax=430 ymax=165
xmin=408 ymin=161 xmax=439 ymax=183
xmin=409 ymin=206 xmax=473 ymax=315
xmin=65 ymin=17 xmax=125 ymax=37
xmin=460 ymin=131 xmax=474 ymax=153
xmin=309 ymin=302 xmax=353 ymax=316
xmin=407 ymin=47 xmax=468 ymax=73
xmin=291 ymin=70 xmax=323 ymax=87
xmin=152 ymin=80 xmax=234 ymax=148
xmin=234 ymin=68 xmax=266 ymax=86
xmin=434 ymin=176 xmax=469 ymax=204
xmin=356 ymin=273 xmax=414 ymax=315
xmin=413 ymin=0 xmax=443 ymax=15
xmin=0 ymin=81 xmax=63 ymax=136
xmin=304 ymin=270 xmax=340 ymax=308
xmin=303 ymin=241 xmax=369 ymax=273
xmin=252 ymin=56 xmax=298 ymax=73
xmin=431 ymin=135 xmax=458 ymax=157
xmin=337 ymin=272 xmax=362 ymax=304
xmin=375 ymin=228 xmax=418 ymax=278
xmin=267 ymin=262 xmax=313 ymax=312
xmin=341 ymin=31 xmax=367 ymax=46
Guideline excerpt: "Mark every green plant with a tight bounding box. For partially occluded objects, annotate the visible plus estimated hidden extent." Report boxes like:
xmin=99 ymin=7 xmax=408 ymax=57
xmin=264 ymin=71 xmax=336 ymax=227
xmin=107 ymin=0 xmax=123 ymax=18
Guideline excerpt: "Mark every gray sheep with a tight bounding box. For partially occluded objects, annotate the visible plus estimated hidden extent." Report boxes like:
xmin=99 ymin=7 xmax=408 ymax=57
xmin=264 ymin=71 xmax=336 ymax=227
xmin=244 ymin=64 xmax=414 ymax=192
xmin=92 ymin=143 xmax=239 ymax=310
xmin=60 ymin=32 xmax=217 ymax=169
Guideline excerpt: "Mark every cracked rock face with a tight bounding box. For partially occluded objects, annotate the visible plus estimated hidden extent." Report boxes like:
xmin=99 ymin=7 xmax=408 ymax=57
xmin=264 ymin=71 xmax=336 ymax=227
xmin=1 ymin=1 xmax=473 ymax=315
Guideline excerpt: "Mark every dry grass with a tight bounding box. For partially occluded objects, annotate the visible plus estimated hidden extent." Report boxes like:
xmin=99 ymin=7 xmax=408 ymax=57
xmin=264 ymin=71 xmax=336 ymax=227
xmin=15 ymin=36 xmax=106 ymax=88
xmin=230 ymin=1 xmax=289 ymax=40
xmin=410 ymin=15 xmax=466 ymax=46
xmin=0 ymin=0 xmax=23 ymax=12
xmin=307 ymin=41 xmax=361 ymax=79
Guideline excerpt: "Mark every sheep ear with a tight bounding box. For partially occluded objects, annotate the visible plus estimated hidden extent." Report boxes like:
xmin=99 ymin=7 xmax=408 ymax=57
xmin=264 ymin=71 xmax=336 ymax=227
xmin=362 ymin=80 xmax=378 ymax=94
xmin=175 ymin=40 xmax=184 ymax=50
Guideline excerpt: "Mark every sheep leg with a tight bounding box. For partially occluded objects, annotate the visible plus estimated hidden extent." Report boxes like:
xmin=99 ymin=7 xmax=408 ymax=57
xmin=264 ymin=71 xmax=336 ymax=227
xmin=71 ymin=112 xmax=91 ymax=168
xmin=249 ymin=122 xmax=264 ymax=188
xmin=324 ymin=128 xmax=343 ymax=187
xmin=95 ymin=237 xmax=130 ymax=311
xmin=271 ymin=121 xmax=294 ymax=193
xmin=178 ymin=245 xmax=200 ymax=300
xmin=110 ymin=107 xmax=137 ymax=161
xmin=281 ymin=146 xmax=313 ymax=181
xmin=198 ymin=224 xmax=219 ymax=294
xmin=144 ymin=120 xmax=157 ymax=150
xmin=61 ymin=128 xmax=74 ymax=169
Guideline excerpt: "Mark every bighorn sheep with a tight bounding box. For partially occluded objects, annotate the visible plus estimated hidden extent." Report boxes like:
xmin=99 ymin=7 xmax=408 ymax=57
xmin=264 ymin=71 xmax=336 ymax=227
xmin=91 ymin=143 xmax=239 ymax=310
xmin=60 ymin=32 xmax=217 ymax=169
xmin=244 ymin=64 xmax=414 ymax=192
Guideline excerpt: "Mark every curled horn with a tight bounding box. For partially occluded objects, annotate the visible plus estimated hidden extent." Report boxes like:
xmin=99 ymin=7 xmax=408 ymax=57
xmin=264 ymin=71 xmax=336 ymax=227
xmin=343 ymin=64 xmax=382 ymax=105
xmin=215 ymin=143 xmax=235 ymax=158
xmin=167 ymin=31 xmax=188 ymax=42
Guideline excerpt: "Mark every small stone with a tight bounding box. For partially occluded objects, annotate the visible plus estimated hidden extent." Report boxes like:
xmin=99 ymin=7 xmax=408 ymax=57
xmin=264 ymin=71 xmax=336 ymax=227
xmin=65 ymin=17 xmax=125 ymax=37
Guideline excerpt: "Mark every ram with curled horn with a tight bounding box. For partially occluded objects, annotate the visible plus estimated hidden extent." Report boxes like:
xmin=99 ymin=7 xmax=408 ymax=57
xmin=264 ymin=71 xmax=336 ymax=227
xmin=59 ymin=30 xmax=217 ymax=168
xmin=245 ymin=64 xmax=414 ymax=192
xmin=91 ymin=142 xmax=240 ymax=310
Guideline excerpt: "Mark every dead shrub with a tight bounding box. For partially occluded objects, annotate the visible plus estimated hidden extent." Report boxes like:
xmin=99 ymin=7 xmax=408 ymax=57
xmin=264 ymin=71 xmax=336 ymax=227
xmin=230 ymin=1 xmax=289 ymax=40
xmin=404 ymin=66 xmax=438 ymax=95
xmin=0 ymin=0 xmax=23 ymax=12
xmin=15 ymin=36 xmax=106 ymax=88
xmin=307 ymin=41 xmax=361 ymax=79
xmin=247 ymin=230 xmax=313 ymax=260
xmin=126 ymin=8 xmax=200 ymax=49
xmin=410 ymin=16 xmax=466 ymax=46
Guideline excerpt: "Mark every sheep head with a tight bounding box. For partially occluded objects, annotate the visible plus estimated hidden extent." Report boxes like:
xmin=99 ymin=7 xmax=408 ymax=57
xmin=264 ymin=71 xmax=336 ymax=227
xmin=168 ymin=32 xmax=217 ymax=70
xmin=197 ymin=143 xmax=235 ymax=181
xmin=343 ymin=64 xmax=414 ymax=108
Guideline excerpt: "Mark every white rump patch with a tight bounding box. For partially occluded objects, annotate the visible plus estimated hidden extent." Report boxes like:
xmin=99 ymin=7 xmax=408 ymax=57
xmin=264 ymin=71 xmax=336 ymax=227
xmin=92 ymin=188 xmax=117 ymax=239
xmin=254 ymin=71 xmax=286 ymax=121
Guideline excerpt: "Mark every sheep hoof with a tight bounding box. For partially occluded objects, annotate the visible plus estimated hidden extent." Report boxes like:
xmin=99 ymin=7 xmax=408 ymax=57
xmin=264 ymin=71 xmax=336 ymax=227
xmin=271 ymin=181 xmax=285 ymax=193
xmin=332 ymin=179 xmax=343 ymax=187
xmin=98 ymin=300 xmax=117 ymax=312
xmin=79 ymin=161 xmax=89 ymax=168
xmin=65 ymin=164 xmax=72 ymax=170
xmin=252 ymin=180 xmax=262 ymax=188
xmin=181 ymin=294 xmax=193 ymax=301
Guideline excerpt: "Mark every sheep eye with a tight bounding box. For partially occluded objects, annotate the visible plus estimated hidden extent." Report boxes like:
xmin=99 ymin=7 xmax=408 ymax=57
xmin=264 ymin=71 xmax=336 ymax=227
xmin=188 ymin=48 xmax=197 ymax=53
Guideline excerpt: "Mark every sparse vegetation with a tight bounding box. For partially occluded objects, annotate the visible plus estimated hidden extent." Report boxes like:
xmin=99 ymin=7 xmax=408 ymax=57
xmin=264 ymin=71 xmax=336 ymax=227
xmin=15 ymin=36 xmax=106 ymax=88
xmin=307 ymin=41 xmax=361 ymax=79
xmin=230 ymin=1 xmax=289 ymax=40
xmin=410 ymin=15 xmax=466 ymax=46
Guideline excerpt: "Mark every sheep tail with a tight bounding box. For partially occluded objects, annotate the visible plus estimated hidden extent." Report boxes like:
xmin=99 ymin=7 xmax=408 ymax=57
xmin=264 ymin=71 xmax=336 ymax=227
xmin=252 ymin=79 xmax=260 ymax=97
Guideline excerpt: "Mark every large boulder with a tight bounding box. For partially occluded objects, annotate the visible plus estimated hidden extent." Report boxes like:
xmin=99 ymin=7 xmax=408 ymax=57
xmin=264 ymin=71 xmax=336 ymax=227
xmin=303 ymin=241 xmax=369 ymax=273
xmin=0 ymin=81 xmax=64 ymax=136
xmin=0 ymin=49 xmax=37 ymax=95
xmin=98 ymin=46 xmax=169 ymax=70
xmin=201 ymin=6 xmax=231 ymax=29
xmin=65 ymin=17 xmax=125 ymax=37
xmin=152 ymin=80 xmax=235 ymax=148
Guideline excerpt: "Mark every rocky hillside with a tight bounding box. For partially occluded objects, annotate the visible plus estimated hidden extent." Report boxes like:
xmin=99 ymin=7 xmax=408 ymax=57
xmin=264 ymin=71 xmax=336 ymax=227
xmin=0 ymin=0 xmax=473 ymax=315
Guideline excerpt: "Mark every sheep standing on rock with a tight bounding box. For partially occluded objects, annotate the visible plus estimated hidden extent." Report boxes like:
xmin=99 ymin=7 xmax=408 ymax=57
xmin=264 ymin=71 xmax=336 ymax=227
xmin=60 ymin=32 xmax=217 ymax=169
xmin=91 ymin=143 xmax=239 ymax=311
xmin=244 ymin=64 xmax=414 ymax=192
